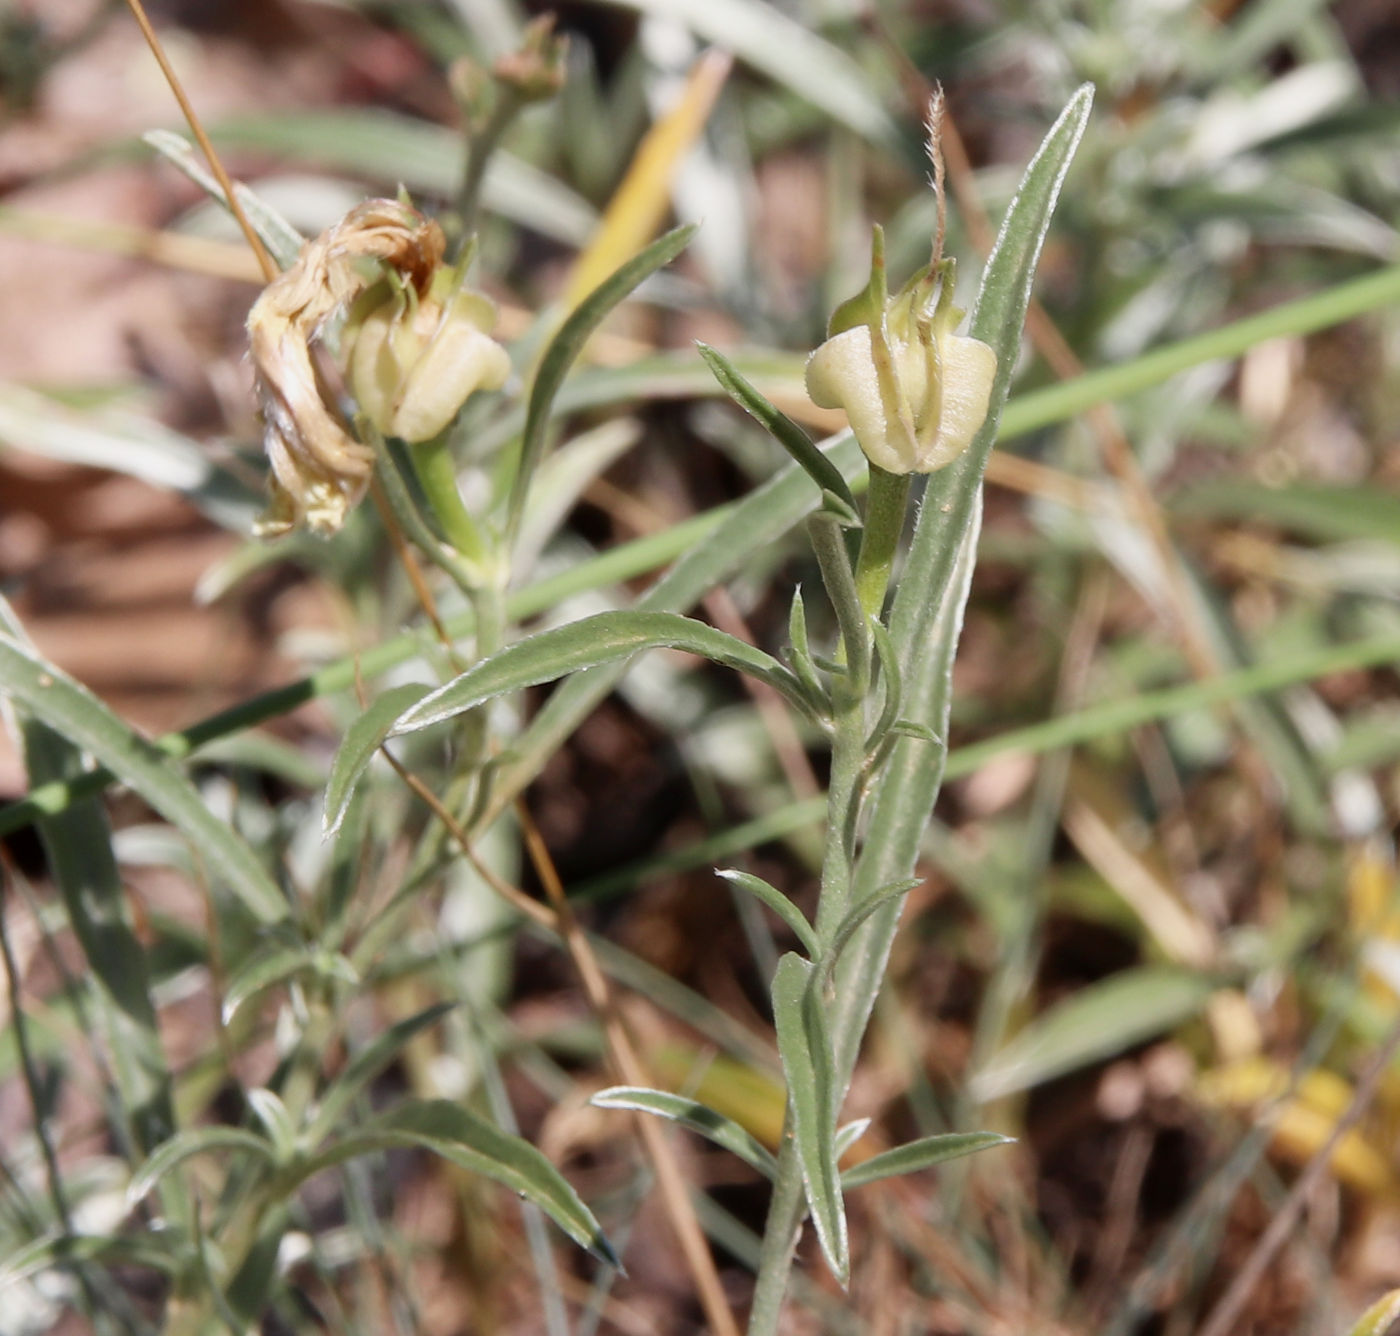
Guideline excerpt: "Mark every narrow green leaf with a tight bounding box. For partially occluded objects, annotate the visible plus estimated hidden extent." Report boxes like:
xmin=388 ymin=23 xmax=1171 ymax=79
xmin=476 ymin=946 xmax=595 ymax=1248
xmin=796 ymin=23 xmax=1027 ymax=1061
xmin=0 ymin=1231 xmax=186 ymax=1288
xmin=0 ymin=636 xmax=288 ymax=924
xmin=785 ymin=587 xmax=827 ymax=711
xmin=508 ymin=224 xmax=697 ymax=537
xmin=247 ymin=1088 xmax=298 ymax=1160
xmin=833 ymin=1118 xmax=871 ymax=1159
xmin=1344 ymin=1288 xmax=1400 ymax=1336
xmin=591 ymin=1086 xmax=778 ymax=1178
xmin=771 ymin=953 xmax=848 ymax=1285
xmin=970 ymin=967 xmax=1217 ymax=1103
xmin=0 ymin=383 xmax=261 ymax=530
xmin=697 ymin=342 xmax=857 ymax=513
xmin=299 ymin=1098 xmax=618 ymax=1267
xmin=323 ymin=682 xmax=432 ymax=836
xmin=306 ymin=1002 xmax=455 ymax=1146
xmin=143 ymin=130 xmax=305 ymax=269
xmin=824 ymin=879 xmax=921 ymax=973
xmin=22 ymin=719 xmax=175 ymax=1158
xmin=128 ymin=1127 xmax=275 ymax=1203
xmin=809 ymin=512 xmax=870 ymax=692
xmin=205 ymin=111 xmax=598 ymax=245
xmin=222 ymin=940 xmax=321 ymax=1024
xmin=601 ymin=0 xmax=898 ymax=147
xmin=840 ymin=1131 xmax=1012 ymax=1190
xmin=391 ymin=610 xmax=810 ymax=735
xmin=225 ymin=1206 xmax=289 ymax=1327
xmin=715 ymin=869 xmax=818 ymax=957
xmin=865 ymin=619 xmax=903 ymax=747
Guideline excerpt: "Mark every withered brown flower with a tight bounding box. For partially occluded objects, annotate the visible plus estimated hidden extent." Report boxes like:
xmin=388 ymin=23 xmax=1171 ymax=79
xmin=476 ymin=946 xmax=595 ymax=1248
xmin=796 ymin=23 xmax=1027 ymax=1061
xmin=248 ymin=200 xmax=444 ymax=536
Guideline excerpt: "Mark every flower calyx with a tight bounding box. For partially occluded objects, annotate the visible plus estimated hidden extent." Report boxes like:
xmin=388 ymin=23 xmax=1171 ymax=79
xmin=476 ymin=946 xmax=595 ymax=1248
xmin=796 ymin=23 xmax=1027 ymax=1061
xmin=345 ymin=253 xmax=511 ymax=446
xmin=805 ymin=226 xmax=997 ymax=476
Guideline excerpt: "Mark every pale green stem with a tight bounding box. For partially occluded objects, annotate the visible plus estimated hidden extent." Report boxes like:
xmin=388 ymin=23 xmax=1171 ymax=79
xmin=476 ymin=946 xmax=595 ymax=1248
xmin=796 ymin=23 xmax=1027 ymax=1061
xmin=853 ymin=465 xmax=910 ymax=621
xmin=411 ymin=434 xmax=491 ymax=582
xmin=745 ymin=1144 xmax=807 ymax=1335
xmin=750 ymin=475 xmax=906 ymax=1327
xmin=456 ymin=90 xmax=523 ymax=245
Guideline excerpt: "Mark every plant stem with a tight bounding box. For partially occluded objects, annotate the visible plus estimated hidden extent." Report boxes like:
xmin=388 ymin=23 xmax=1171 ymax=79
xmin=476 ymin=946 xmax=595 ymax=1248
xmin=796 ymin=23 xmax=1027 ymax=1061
xmin=456 ymin=91 xmax=523 ymax=244
xmin=411 ymin=435 xmax=491 ymax=581
xmin=853 ymin=464 xmax=910 ymax=620
xmin=749 ymin=514 xmax=880 ymax=1326
xmin=746 ymin=1143 xmax=807 ymax=1335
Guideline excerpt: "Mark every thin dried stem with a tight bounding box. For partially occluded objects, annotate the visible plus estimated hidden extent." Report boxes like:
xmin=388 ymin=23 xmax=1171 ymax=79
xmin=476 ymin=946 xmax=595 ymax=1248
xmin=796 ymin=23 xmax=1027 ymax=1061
xmin=1197 ymin=1010 xmax=1400 ymax=1336
xmin=383 ymin=753 xmax=742 ymax=1336
xmin=515 ymin=801 xmax=744 ymax=1336
xmin=123 ymin=0 xmax=276 ymax=283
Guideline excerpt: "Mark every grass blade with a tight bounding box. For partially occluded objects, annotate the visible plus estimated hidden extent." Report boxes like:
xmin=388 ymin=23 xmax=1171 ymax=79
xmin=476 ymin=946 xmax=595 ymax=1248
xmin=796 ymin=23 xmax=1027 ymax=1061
xmin=205 ymin=111 xmax=598 ymax=245
xmin=1344 ymin=1289 xmax=1400 ymax=1336
xmin=604 ymin=0 xmax=897 ymax=147
xmin=508 ymin=224 xmax=697 ymax=538
xmin=969 ymin=966 xmax=1218 ymax=1103
xmin=22 ymin=720 xmax=176 ymax=1160
xmin=0 ymin=635 xmax=287 ymax=924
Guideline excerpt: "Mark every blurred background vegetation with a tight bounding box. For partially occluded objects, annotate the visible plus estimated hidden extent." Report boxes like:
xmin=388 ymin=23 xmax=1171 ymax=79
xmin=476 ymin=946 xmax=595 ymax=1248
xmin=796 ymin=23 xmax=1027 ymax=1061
xmin=4 ymin=0 xmax=1400 ymax=1332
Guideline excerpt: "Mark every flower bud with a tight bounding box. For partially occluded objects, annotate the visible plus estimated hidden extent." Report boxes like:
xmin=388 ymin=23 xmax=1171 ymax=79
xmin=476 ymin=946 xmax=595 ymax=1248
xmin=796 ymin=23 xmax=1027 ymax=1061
xmin=492 ymin=15 xmax=568 ymax=103
xmin=347 ymin=268 xmax=511 ymax=444
xmin=805 ymin=231 xmax=996 ymax=476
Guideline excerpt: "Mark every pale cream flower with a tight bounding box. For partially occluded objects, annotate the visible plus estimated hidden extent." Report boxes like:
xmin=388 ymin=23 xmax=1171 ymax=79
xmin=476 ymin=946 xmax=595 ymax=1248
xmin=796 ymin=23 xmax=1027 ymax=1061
xmin=347 ymin=273 xmax=510 ymax=444
xmin=805 ymin=312 xmax=997 ymax=475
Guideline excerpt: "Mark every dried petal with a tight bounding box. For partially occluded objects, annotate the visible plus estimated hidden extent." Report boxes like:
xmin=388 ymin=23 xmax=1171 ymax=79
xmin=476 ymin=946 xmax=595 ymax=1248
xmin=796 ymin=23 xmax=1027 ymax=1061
xmin=248 ymin=200 xmax=445 ymax=536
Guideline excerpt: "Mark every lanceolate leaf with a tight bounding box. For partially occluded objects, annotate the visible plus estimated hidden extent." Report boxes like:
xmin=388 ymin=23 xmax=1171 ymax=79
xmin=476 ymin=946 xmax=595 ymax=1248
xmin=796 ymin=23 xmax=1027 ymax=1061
xmin=391 ymin=611 xmax=812 ymax=735
xmin=823 ymin=879 xmax=921 ymax=973
xmin=323 ymin=682 xmax=432 ymax=835
xmin=507 ymin=224 xmax=697 ymax=537
xmin=128 ymin=1127 xmax=276 ymax=1203
xmin=771 ymin=953 xmax=848 ymax=1285
xmin=222 ymin=940 xmax=357 ymax=1025
xmin=297 ymin=1098 xmax=618 ymax=1267
xmin=0 ymin=635 xmax=287 ymax=924
xmin=23 ymin=720 xmax=175 ymax=1158
xmin=716 ymin=869 xmax=819 ymax=958
xmin=697 ymin=343 xmax=857 ymax=513
xmin=591 ymin=1086 xmax=778 ymax=1178
xmin=840 ymin=1131 xmax=1012 ymax=1190
xmin=306 ymin=1003 xmax=456 ymax=1146
xmin=143 ymin=130 xmax=305 ymax=269
xmin=0 ymin=1231 xmax=187 ymax=1289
